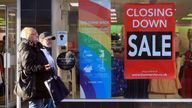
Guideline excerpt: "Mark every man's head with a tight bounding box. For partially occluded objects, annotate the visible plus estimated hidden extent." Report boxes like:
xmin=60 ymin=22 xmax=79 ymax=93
xmin=39 ymin=32 xmax=55 ymax=48
xmin=20 ymin=27 xmax=39 ymax=44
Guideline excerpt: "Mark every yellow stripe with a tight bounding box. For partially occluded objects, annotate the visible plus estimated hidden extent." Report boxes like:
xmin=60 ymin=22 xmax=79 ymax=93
xmin=79 ymin=21 xmax=111 ymax=51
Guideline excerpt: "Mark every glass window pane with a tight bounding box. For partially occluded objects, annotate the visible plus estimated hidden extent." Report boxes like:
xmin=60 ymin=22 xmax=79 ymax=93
xmin=21 ymin=25 xmax=36 ymax=30
xmin=36 ymin=26 xmax=51 ymax=34
xmin=21 ymin=10 xmax=35 ymax=25
xmin=36 ymin=10 xmax=51 ymax=25
xmin=37 ymin=0 xmax=51 ymax=9
xmin=21 ymin=0 xmax=35 ymax=9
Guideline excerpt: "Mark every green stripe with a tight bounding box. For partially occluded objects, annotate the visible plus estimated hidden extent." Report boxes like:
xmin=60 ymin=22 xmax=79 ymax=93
xmin=78 ymin=32 xmax=111 ymax=71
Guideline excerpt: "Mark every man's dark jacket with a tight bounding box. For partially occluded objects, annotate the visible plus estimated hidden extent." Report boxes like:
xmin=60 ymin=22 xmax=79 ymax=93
xmin=18 ymin=38 xmax=53 ymax=100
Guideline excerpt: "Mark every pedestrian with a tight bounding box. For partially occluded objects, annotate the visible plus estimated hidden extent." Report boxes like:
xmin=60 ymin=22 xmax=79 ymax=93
xmin=39 ymin=32 xmax=57 ymax=108
xmin=17 ymin=27 xmax=53 ymax=108
xmin=0 ymin=35 xmax=5 ymax=97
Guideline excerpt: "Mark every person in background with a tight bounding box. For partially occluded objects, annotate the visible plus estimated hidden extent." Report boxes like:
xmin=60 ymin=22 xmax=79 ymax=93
xmin=39 ymin=32 xmax=57 ymax=74
xmin=39 ymin=32 xmax=57 ymax=108
xmin=180 ymin=28 xmax=192 ymax=98
xmin=17 ymin=27 xmax=53 ymax=108
xmin=0 ymin=35 xmax=5 ymax=96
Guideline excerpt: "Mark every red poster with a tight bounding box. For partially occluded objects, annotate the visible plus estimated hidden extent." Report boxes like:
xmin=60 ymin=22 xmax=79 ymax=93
xmin=124 ymin=3 xmax=175 ymax=79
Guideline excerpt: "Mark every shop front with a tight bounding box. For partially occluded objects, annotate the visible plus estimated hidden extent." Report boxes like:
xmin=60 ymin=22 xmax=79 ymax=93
xmin=1 ymin=0 xmax=192 ymax=108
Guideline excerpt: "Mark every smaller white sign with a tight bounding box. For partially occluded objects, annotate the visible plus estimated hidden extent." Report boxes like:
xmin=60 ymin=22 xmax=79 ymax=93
xmin=56 ymin=31 xmax=67 ymax=46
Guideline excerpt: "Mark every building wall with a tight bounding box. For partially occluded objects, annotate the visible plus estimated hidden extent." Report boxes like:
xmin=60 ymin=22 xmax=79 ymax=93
xmin=51 ymin=0 xmax=68 ymax=60
xmin=51 ymin=0 xmax=69 ymax=79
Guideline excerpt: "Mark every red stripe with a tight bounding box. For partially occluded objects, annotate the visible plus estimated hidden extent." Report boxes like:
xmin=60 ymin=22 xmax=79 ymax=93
xmin=79 ymin=0 xmax=110 ymax=21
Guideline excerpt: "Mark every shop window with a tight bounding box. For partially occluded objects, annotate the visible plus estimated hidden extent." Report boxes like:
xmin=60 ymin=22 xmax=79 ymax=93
xmin=37 ymin=0 xmax=51 ymax=9
xmin=36 ymin=10 xmax=51 ymax=25
xmin=21 ymin=10 xmax=35 ymax=25
xmin=21 ymin=0 xmax=35 ymax=9
xmin=36 ymin=26 xmax=51 ymax=34
xmin=21 ymin=26 xmax=36 ymax=30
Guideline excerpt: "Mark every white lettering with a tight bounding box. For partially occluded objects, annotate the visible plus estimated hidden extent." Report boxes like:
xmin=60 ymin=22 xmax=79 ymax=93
xmin=138 ymin=35 xmax=151 ymax=56
xmin=165 ymin=8 xmax=173 ymax=16
xmin=149 ymin=20 xmax=167 ymax=28
xmin=149 ymin=20 xmax=159 ymax=28
xmin=127 ymin=8 xmax=133 ymax=17
xmin=128 ymin=34 xmax=138 ymax=57
xmin=162 ymin=35 xmax=171 ymax=56
xmin=133 ymin=20 xmax=139 ymax=28
xmin=152 ymin=35 xmax=160 ymax=56
xmin=140 ymin=20 xmax=148 ymax=28
xmin=132 ymin=20 xmax=167 ymax=28
xmin=126 ymin=8 xmax=173 ymax=17
xmin=139 ymin=8 xmax=148 ymax=17
xmin=160 ymin=20 xmax=167 ymax=28
xmin=128 ymin=34 xmax=172 ymax=58
xmin=157 ymin=8 xmax=164 ymax=16
xmin=148 ymin=8 xmax=153 ymax=17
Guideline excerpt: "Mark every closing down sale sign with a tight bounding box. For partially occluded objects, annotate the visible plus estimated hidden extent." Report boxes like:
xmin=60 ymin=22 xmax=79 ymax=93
xmin=124 ymin=3 xmax=175 ymax=79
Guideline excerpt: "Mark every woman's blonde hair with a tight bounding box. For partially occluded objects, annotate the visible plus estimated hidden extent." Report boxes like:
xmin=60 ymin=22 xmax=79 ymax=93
xmin=20 ymin=27 xmax=36 ymax=39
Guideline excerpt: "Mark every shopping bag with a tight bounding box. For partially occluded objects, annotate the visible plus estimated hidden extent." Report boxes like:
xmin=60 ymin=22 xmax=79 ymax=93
xmin=0 ymin=72 xmax=2 ymax=84
xmin=44 ymin=75 xmax=69 ymax=105
xmin=14 ymin=72 xmax=36 ymax=101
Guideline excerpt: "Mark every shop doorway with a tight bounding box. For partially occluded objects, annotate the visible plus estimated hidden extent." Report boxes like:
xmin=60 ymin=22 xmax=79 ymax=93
xmin=0 ymin=5 xmax=16 ymax=108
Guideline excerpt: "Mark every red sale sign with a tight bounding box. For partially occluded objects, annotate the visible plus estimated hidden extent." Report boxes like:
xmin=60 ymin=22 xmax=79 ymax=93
xmin=124 ymin=3 xmax=175 ymax=79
